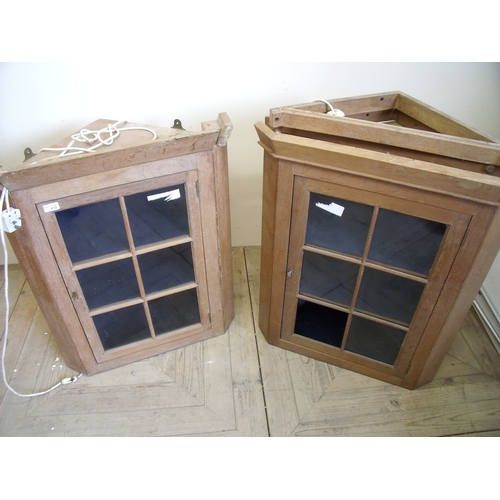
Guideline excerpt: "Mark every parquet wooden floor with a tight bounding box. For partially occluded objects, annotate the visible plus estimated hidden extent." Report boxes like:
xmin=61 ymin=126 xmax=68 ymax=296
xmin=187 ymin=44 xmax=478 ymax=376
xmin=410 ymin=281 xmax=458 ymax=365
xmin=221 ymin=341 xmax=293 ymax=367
xmin=1 ymin=247 xmax=500 ymax=437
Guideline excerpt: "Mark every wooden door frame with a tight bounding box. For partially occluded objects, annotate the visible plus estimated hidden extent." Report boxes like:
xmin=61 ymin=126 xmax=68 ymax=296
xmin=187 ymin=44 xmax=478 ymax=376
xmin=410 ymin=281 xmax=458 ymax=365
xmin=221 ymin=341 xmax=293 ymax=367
xmin=37 ymin=170 xmax=213 ymax=364
xmin=280 ymin=172 xmax=471 ymax=382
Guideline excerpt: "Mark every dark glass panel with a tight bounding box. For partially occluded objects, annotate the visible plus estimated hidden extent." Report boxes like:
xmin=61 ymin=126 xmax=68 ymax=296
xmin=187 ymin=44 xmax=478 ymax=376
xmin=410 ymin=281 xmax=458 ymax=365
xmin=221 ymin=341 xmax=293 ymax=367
xmin=138 ymin=243 xmax=195 ymax=294
xmin=93 ymin=304 xmax=150 ymax=350
xmin=305 ymin=192 xmax=373 ymax=257
xmin=300 ymin=251 xmax=359 ymax=306
xmin=355 ymin=268 xmax=425 ymax=325
xmin=345 ymin=316 xmax=407 ymax=365
xmin=149 ymin=289 xmax=200 ymax=335
xmin=294 ymin=299 xmax=348 ymax=347
xmin=125 ymin=184 xmax=190 ymax=247
xmin=368 ymin=209 xmax=446 ymax=275
xmin=56 ymin=199 xmax=128 ymax=263
xmin=76 ymin=259 xmax=139 ymax=310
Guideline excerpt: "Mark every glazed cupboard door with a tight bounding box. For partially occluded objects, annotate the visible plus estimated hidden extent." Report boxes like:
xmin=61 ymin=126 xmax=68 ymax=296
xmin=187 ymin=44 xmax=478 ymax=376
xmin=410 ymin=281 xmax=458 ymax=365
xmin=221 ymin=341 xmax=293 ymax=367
xmin=282 ymin=176 xmax=471 ymax=379
xmin=37 ymin=170 xmax=211 ymax=363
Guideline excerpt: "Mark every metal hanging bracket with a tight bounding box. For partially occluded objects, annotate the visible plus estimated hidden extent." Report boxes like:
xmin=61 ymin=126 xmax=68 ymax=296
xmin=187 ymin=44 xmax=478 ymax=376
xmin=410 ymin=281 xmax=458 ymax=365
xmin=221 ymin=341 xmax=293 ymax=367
xmin=172 ymin=119 xmax=185 ymax=130
xmin=23 ymin=147 xmax=36 ymax=162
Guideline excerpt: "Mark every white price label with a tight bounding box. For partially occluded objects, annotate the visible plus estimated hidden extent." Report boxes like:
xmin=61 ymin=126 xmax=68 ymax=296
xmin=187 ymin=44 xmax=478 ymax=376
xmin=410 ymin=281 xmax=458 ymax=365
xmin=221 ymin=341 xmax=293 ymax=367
xmin=43 ymin=202 xmax=61 ymax=213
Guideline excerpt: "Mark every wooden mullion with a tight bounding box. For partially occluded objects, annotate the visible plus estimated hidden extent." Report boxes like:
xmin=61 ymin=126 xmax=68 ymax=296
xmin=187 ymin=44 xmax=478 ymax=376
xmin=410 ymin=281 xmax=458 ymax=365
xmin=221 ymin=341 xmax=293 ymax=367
xmin=119 ymin=197 xmax=156 ymax=339
xmin=71 ymin=250 xmax=133 ymax=271
xmin=145 ymin=282 xmax=197 ymax=302
xmin=297 ymin=293 xmax=350 ymax=315
xmin=363 ymin=261 xmax=429 ymax=284
xmin=341 ymin=206 xmax=379 ymax=351
xmin=351 ymin=310 xmax=409 ymax=332
xmin=303 ymin=244 xmax=429 ymax=283
xmin=302 ymin=244 xmax=362 ymax=265
xmin=134 ymin=235 xmax=193 ymax=256
xmin=89 ymin=297 xmax=144 ymax=317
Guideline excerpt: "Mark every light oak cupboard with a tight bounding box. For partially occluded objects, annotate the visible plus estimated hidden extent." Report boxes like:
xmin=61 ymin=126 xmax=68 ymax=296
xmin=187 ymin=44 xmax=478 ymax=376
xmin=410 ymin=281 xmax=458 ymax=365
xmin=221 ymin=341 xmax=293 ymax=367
xmin=256 ymin=92 xmax=500 ymax=389
xmin=0 ymin=115 xmax=234 ymax=375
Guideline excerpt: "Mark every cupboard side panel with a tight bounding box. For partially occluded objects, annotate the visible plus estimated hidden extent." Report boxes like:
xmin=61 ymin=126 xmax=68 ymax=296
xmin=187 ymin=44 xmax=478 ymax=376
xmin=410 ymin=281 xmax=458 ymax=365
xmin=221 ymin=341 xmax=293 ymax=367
xmin=266 ymin=161 xmax=296 ymax=344
xmin=409 ymin=205 xmax=500 ymax=388
xmin=259 ymin=152 xmax=280 ymax=340
xmin=6 ymin=189 xmax=97 ymax=374
xmin=196 ymin=151 xmax=225 ymax=336
xmin=213 ymin=144 xmax=234 ymax=331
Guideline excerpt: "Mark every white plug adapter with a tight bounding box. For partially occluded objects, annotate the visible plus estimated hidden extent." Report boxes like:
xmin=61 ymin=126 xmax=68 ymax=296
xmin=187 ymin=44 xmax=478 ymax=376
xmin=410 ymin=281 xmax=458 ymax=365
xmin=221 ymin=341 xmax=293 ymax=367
xmin=2 ymin=208 xmax=22 ymax=233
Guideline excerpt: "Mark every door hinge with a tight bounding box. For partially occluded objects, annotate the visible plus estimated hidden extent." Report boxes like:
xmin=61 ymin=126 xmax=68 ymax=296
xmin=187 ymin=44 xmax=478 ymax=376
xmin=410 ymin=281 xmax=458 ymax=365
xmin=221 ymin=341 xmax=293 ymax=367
xmin=195 ymin=180 xmax=200 ymax=198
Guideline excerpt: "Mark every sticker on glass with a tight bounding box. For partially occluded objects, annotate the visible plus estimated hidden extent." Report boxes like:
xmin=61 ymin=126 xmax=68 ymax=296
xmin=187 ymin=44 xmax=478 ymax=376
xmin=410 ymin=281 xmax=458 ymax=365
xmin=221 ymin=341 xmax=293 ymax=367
xmin=147 ymin=189 xmax=181 ymax=202
xmin=315 ymin=201 xmax=345 ymax=217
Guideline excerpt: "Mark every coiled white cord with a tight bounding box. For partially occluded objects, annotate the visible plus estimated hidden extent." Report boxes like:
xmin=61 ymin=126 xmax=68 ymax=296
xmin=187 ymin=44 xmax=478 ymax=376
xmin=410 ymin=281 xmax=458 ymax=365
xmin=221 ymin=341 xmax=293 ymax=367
xmin=31 ymin=120 xmax=158 ymax=163
xmin=1 ymin=187 xmax=82 ymax=397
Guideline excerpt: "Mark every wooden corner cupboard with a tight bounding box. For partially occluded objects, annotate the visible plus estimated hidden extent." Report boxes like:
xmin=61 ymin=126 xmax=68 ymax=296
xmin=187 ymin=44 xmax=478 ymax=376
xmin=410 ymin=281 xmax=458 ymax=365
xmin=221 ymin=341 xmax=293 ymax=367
xmin=255 ymin=91 xmax=500 ymax=389
xmin=0 ymin=114 xmax=234 ymax=375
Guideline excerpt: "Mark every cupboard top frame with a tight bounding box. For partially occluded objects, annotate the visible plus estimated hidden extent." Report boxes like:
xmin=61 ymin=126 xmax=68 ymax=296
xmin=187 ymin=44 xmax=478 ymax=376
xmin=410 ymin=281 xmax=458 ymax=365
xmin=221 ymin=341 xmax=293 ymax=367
xmin=267 ymin=92 xmax=500 ymax=171
xmin=0 ymin=113 xmax=233 ymax=192
xmin=269 ymin=91 xmax=499 ymax=141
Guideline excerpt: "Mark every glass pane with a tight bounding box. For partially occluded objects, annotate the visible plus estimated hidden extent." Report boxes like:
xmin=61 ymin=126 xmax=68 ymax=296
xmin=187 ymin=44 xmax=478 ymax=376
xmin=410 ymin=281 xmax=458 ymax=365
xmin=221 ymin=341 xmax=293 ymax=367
xmin=138 ymin=243 xmax=195 ymax=294
xmin=125 ymin=184 xmax=190 ymax=247
xmin=305 ymin=192 xmax=373 ymax=257
xmin=56 ymin=199 xmax=128 ymax=263
xmin=300 ymin=251 xmax=359 ymax=306
xmin=76 ymin=259 xmax=140 ymax=310
xmin=356 ymin=268 xmax=425 ymax=325
xmin=294 ymin=299 xmax=348 ymax=347
xmin=345 ymin=316 xmax=407 ymax=365
xmin=368 ymin=209 xmax=446 ymax=275
xmin=93 ymin=304 xmax=150 ymax=350
xmin=149 ymin=289 xmax=200 ymax=335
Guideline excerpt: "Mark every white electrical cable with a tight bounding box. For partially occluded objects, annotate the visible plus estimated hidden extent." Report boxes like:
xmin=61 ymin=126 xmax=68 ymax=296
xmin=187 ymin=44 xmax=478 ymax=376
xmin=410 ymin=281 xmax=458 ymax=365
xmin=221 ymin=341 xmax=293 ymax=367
xmin=31 ymin=120 xmax=158 ymax=163
xmin=2 ymin=120 xmax=156 ymax=394
xmin=1 ymin=187 xmax=82 ymax=397
xmin=315 ymin=99 xmax=345 ymax=117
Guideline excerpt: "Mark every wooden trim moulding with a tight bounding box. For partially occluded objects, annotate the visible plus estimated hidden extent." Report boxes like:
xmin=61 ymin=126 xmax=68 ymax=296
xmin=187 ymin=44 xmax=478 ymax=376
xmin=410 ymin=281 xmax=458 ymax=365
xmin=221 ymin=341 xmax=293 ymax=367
xmin=255 ymin=121 xmax=500 ymax=207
